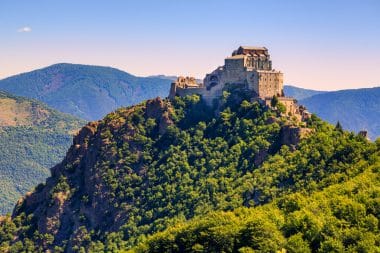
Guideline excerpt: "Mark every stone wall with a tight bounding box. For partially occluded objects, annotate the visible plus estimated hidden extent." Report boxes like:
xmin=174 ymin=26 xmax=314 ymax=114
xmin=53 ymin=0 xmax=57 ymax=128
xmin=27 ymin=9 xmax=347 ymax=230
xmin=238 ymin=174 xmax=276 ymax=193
xmin=247 ymin=70 xmax=283 ymax=98
xmin=169 ymin=76 xmax=204 ymax=99
xmin=263 ymin=97 xmax=298 ymax=115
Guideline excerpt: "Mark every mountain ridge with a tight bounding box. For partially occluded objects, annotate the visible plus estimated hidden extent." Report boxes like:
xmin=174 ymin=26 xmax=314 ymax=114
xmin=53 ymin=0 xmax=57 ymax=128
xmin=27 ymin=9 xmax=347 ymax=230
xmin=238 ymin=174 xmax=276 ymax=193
xmin=283 ymin=85 xmax=327 ymax=100
xmin=0 ymin=63 xmax=172 ymax=120
xmin=298 ymin=86 xmax=380 ymax=139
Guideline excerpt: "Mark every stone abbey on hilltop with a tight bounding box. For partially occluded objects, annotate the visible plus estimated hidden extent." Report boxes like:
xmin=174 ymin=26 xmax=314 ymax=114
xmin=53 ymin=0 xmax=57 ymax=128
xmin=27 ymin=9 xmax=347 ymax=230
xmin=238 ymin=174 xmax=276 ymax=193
xmin=169 ymin=46 xmax=310 ymax=119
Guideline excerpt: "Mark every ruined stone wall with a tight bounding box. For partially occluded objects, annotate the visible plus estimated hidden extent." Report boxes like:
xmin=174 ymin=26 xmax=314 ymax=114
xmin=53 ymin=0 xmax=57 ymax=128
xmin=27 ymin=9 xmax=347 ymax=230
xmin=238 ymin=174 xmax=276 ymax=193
xmin=278 ymin=97 xmax=298 ymax=116
xmin=169 ymin=77 xmax=205 ymax=99
xmin=170 ymin=85 xmax=221 ymax=106
xmin=263 ymin=96 xmax=301 ymax=118
xmin=175 ymin=87 xmax=206 ymax=97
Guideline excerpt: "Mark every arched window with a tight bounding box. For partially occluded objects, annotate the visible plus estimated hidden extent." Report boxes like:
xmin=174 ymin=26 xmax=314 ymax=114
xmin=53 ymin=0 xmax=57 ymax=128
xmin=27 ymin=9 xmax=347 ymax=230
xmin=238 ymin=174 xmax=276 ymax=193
xmin=207 ymin=75 xmax=219 ymax=90
xmin=210 ymin=75 xmax=218 ymax=82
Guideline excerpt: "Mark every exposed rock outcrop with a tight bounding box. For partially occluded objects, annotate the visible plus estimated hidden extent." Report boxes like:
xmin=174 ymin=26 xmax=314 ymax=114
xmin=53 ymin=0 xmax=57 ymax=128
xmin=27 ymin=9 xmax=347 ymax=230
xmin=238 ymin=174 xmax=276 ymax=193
xmin=11 ymin=98 xmax=177 ymax=251
xmin=146 ymin=97 xmax=174 ymax=134
xmin=279 ymin=125 xmax=313 ymax=149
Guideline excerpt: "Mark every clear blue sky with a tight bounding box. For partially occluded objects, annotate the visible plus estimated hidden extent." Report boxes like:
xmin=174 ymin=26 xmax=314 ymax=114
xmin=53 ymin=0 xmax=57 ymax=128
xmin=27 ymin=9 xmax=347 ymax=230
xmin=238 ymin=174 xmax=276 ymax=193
xmin=1 ymin=0 xmax=379 ymax=90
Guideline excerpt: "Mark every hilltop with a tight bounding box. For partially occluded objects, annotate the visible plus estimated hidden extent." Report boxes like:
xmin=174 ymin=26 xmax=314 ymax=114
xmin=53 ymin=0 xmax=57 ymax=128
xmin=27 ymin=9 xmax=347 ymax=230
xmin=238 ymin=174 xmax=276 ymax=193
xmin=0 ymin=85 xmax=378 ymax=252
xmin=0 ymin=63 xmax=172 ymax=120
xmin=0 ymin=91 xmax=85 ymax=214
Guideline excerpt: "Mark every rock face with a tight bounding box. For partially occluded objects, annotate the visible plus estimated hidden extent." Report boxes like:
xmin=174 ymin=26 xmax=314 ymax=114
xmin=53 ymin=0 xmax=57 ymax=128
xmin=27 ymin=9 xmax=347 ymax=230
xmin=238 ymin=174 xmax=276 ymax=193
xmin=145 ymin=97 xmax=174 ymax=134
xmin=14 ymin=120 xmax=102 ymax=246
xmin=12 ymin=98 xmax=175 ymax=250
xmin=279 ymin=125 xmax=313 ymax=149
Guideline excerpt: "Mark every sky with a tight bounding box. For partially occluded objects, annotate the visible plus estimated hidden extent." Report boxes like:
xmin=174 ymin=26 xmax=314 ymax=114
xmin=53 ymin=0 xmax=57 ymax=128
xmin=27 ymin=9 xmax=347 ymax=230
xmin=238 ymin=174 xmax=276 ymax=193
xmin=0 ymin=0 xmax=379 ymax=90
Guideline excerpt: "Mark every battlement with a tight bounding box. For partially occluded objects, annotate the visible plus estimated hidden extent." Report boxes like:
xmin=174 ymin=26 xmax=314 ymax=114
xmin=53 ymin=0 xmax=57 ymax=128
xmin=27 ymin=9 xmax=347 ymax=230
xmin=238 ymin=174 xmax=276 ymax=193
xmin=173 ymin=76 xmax=202 ymax=89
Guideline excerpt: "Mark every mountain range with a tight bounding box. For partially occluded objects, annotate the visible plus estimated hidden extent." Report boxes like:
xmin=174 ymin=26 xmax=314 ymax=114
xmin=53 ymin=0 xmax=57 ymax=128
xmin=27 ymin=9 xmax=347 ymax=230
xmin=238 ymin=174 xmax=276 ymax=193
xmin=284 ymin=85 xmax=380 ymax=139
xmin=0 ymin=91 xmax=85 ymax=214
xmin=283 ymin=85 xmax=327 ymax=100
xmin=0 ymin=63 xmax=172 ymax=120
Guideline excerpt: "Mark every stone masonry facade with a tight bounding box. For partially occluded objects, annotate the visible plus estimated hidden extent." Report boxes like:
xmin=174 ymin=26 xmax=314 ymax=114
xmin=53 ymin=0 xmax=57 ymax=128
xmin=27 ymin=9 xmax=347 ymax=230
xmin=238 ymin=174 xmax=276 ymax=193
xmin=169 ymin=46 xmax=283 ymax=102
xmin=168 ymin=46 xmax=311 ymax=120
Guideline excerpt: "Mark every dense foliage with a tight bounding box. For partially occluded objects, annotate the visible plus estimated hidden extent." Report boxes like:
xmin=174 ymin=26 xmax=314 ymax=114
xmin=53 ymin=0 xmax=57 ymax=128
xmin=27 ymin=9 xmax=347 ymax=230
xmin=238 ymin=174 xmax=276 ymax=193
xmin=0 ymin=91 xmax=379 ymax=252
xmin=0 ymin=91 xmax=85 ymax=214
xmin=130 ymin=154 xmax=380 ymax=253
xmin=0 ymin=63 xmax=172 ymax=120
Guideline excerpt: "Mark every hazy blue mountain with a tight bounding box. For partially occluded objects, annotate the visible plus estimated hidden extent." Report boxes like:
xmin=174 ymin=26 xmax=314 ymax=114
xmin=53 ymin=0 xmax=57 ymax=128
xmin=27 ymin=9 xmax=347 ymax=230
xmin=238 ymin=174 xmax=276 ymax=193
xmin=284 ymin=85 xmax=327 ymax=100
xmin=147 ymin=74 xmax=178 ymax=81
xmin=0 ymin=91 xmax=85 ymax=214
xmin=0 ymin=63 xmax=172 ymax=120
xmin=299 ymin=87 xmax=380 ymax=139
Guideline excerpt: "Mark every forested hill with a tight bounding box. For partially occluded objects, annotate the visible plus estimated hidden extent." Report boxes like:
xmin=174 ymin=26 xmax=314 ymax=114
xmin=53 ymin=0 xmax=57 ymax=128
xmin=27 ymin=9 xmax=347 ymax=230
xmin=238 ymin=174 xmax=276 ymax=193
xmin=0 ymin=86 xmax=378 ymax=252
xmin=0 ymin=91 xmax=85 ymax=214
xmin=0 ymin=63 xmax=172 ymax=120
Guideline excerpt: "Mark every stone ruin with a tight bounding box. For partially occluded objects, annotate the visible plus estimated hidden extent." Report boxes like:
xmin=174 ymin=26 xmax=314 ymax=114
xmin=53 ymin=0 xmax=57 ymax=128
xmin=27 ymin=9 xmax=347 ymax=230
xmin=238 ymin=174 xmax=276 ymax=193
xmin=169 ymin=46 xmax=311 ymax=121
xmin=169 ymin=46 xmax=283 ymax=101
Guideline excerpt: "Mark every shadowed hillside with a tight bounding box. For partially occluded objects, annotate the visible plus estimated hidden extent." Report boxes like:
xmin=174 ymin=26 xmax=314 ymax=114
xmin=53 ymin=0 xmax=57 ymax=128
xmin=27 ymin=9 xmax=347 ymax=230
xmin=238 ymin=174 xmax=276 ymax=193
xmin=0 ymin=91 xmax=85 ymax=214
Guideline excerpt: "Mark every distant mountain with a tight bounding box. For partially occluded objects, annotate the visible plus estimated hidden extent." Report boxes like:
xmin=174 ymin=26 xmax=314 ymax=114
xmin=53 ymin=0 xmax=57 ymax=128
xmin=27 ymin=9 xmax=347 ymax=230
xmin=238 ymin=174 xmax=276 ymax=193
xmin=0 ymin=63 xmax=172 ymax=120
xmin=284 ymin=85 xmax=327 ymax=100
xmin=148 ymin=75 xmax=203 ymax=83
xmin=147 ymin=74 xmax=178 ymax=81
xmin=0 ymin=91 xmax=85 ymax=214
xmin=299 ymin=87 xmax=380 ymax=140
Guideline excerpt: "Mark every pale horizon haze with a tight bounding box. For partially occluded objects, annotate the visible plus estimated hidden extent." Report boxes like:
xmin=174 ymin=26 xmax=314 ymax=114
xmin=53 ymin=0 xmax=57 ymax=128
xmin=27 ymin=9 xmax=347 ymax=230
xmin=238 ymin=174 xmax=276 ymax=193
xmin=1 ymin=0 xmax=379 ymax=91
